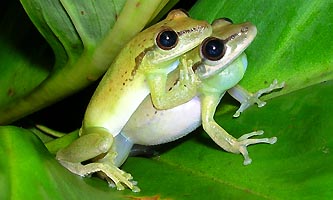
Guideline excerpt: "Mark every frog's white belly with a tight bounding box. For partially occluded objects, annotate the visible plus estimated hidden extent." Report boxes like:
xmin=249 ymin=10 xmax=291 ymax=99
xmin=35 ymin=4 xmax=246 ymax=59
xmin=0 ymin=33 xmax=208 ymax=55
xmin=122 ymin=96 xmax=201 ymax=145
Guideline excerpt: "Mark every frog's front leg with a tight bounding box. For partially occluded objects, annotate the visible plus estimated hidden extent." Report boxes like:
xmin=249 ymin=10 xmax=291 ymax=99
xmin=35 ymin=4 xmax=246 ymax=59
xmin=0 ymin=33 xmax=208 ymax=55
xmin=201 ymin=93 xmax=277 ymax=165
xmin=146 ymin=56 xmax=200 ymax=110
xmin=56 ymin=127 xmax=140 ymax=192
xmin=228 ymin=79 xmax=285 ymax=117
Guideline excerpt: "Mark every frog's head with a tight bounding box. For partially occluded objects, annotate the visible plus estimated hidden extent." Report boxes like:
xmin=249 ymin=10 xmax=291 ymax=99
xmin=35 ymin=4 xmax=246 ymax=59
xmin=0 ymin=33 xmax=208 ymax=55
xmin=195 ymin=18 xmax=257 ymax=79
xmin=138 ymin=9 xmax=212 ymax=67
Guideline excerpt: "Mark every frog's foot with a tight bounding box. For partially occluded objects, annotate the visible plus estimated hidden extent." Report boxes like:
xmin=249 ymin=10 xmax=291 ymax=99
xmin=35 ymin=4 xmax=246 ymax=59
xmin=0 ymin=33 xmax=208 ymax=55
xmin=233 ymin=80 xmax=285 ymax=117
xmin=235 ymin=130 xmax=277 ymax=165
xmin=58 ymin=160 xmax=141 ymax=192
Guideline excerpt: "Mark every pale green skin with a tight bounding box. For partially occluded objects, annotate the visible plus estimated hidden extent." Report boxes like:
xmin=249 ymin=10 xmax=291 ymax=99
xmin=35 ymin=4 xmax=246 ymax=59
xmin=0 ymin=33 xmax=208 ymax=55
xmin=119 ymin=19 xmax=284 ymax=169
xmin=55 ymin=10 xmax=212 ymax=192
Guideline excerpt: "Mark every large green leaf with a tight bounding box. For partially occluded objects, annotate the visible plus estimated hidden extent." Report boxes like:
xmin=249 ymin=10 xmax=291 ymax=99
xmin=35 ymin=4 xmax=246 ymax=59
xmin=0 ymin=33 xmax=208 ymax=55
xmin=1 ymin=0 xmax=333 ymax=199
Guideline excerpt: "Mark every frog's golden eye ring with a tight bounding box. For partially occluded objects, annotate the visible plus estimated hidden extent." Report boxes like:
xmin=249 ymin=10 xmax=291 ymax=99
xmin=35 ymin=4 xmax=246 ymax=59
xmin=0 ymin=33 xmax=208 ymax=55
xmin=201 ymin=37 xmax=226 ymax=61
xmin=156 ymin=29 xmax=179 ymax=50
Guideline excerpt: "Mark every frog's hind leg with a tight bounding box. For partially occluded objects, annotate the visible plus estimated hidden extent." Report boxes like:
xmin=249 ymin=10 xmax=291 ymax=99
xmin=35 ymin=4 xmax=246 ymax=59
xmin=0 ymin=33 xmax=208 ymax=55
xmin=56 ymin=127 xmax=140 ymax=192
xmin=56 ymin=127 xmax=113 ymax=163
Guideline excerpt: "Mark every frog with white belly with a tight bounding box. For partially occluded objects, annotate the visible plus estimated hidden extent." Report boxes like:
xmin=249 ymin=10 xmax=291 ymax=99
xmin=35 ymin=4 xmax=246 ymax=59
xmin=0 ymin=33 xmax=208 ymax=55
xmin=55 ymin=10 xmax=212 ymax=192
xmin=117 ymin=18 xmax=284 ymax=171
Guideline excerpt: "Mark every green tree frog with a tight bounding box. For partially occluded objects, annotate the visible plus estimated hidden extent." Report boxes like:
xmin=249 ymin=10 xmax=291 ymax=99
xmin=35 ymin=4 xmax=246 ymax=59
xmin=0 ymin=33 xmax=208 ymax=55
xmin=55 ymin=10 xmax=212 ymax=192
xmin=116 ymin=18 xmax=284 ymax=172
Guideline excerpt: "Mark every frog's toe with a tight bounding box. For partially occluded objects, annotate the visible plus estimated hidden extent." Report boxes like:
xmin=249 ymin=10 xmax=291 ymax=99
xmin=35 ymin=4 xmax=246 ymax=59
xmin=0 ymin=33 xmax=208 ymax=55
xmin=233 ymin=97 xmax=265 ymax=117
xmin=115 ymin=182 xmax=125 ymax=191
xmin=238 ymin=146 xmax=252 ymax=165
xmin=238 ymin=130 xmax=277 ymax=146
xmin=101 ymin=165 xmax=139 ymax=192
xmin=254 ymin=79 xmax=285 ymax=98
xmin=238 ymin=130 xmax=264 ymax=140
xmin=132 ymin=185 xmax=141 ymax=193
xmin=268 ymin=136 xmax=277 ymax=144
xmin=256 ymin=100 xmax=266 ymax=107
xmin=243 ymin=156 xmax=252 ymax=165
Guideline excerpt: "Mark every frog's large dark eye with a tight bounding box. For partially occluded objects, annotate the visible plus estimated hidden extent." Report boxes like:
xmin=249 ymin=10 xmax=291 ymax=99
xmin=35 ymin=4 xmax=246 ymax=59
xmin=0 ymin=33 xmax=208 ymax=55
xmin=156 ymin=29 xmax=178 ymax=50
xmin=201 ymin=37 xmax=226 ymax=61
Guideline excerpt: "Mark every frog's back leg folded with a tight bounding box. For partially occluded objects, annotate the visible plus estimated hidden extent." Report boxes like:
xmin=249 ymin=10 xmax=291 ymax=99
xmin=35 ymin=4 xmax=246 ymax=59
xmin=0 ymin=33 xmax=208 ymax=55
xmin=56 ymin=127 xmax=140 ymax=192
